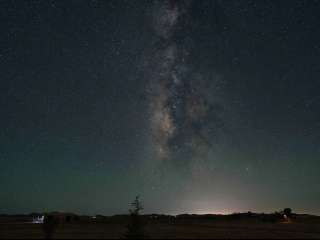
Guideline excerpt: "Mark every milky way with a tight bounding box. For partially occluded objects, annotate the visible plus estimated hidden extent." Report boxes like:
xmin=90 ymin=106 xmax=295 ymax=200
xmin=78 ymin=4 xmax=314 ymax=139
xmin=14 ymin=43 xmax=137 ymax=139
xmin=146 ymin=0 xmax=225 ymax=170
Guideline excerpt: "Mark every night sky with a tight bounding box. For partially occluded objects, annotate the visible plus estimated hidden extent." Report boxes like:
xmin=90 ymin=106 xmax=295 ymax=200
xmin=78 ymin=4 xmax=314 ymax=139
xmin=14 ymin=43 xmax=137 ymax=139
xmin=1 ymin=0 xmax=320 ymax=216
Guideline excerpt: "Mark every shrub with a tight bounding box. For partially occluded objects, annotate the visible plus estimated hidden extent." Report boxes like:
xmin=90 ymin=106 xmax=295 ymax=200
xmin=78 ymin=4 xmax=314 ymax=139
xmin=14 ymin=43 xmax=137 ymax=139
xmin=42 ymin=214 xmax=58 ymax=239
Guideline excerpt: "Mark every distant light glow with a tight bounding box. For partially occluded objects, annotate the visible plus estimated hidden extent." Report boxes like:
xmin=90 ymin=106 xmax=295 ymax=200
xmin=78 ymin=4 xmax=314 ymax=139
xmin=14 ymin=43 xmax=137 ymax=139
xmin=191 ymin=209 xmax=233 ymax=215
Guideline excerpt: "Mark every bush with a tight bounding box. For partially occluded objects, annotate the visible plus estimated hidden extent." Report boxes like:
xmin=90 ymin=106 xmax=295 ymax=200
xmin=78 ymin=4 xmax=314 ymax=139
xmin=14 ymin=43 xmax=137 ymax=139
xmin=42 ymin=214 xmax=58 ymax=239
xmin=284 ymin=208 xmax=292 ymax=217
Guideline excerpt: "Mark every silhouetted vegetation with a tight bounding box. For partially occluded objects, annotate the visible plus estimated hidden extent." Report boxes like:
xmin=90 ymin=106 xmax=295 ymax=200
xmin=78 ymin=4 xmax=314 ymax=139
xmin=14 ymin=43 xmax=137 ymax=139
xmin=284 ymin=208 xmax=292 ymax=217
xmin=124 ymin=196 xmax=147 ymax=239
xmin=42 ymin=214 xmax=58 ymax=239
xmin=2 ymin=209 xmax=320 ymax=239
xmin=259 ymin=213 xmax=282 ymax=223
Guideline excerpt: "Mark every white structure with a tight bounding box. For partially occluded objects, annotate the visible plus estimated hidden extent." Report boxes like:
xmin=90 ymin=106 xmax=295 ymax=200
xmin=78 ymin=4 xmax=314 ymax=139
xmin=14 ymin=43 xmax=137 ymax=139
xmin=32 ymin=215 xmax=44 ymax=224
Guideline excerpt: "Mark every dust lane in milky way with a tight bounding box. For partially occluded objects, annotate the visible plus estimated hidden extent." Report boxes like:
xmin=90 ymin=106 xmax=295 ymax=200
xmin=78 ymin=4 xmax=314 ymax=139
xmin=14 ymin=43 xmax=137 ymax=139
xmin=146 ymin=0 xmax=225 ymax=170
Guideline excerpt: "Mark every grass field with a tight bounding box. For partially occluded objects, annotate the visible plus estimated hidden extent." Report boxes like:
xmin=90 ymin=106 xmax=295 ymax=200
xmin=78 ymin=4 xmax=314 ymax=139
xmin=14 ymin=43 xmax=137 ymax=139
xmin=1 ymin=219 xmax=320 ymax=239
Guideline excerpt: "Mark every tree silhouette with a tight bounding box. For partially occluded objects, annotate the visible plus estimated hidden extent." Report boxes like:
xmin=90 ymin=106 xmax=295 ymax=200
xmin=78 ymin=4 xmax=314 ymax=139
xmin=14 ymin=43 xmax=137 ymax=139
xmin=124 ymin=196 xmax=146 ymax=239
xmin=283 ymin=208 xmax=292 ymax=217
xmin=42 ymin=214 xmax=58 ymax=239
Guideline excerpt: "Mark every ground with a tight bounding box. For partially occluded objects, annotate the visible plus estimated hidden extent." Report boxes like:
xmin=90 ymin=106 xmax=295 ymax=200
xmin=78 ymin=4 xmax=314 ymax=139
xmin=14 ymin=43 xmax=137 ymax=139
xmin=1 ymin=219 xmax=320 ymax=239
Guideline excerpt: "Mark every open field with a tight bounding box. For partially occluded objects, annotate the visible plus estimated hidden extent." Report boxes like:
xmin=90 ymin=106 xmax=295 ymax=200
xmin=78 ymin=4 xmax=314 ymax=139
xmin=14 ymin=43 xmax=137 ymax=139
xmin=1 ymin=217 xmax=320 ymax=239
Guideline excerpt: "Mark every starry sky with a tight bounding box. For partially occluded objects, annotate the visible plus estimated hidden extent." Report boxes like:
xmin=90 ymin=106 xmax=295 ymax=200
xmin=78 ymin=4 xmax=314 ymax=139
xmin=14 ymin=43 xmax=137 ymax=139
xmin=1 ymin=0 xmax=320 ymax=216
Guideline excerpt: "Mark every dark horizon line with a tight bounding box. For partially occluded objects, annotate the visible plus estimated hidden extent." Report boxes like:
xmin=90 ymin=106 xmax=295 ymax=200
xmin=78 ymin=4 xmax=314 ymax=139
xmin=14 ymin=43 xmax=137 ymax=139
xmin=1 ymin=210 xmax=319 ymax=218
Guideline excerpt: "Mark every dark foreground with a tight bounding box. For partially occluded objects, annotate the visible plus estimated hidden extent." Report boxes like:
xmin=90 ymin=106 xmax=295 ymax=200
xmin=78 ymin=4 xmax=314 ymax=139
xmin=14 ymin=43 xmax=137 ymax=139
xmin=1 ymin=220 xmax=320 ymax=239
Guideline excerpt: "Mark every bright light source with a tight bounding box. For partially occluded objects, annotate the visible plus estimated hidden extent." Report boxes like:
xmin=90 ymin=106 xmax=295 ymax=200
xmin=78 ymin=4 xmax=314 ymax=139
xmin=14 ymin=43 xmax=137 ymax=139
xmin=32 ymin=215 xmax=44 ymax=224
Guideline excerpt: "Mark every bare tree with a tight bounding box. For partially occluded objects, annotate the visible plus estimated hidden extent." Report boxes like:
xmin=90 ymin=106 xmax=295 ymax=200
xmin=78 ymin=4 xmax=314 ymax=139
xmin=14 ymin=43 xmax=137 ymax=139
xmin=124 ymin=196 xmax=147 ymax=239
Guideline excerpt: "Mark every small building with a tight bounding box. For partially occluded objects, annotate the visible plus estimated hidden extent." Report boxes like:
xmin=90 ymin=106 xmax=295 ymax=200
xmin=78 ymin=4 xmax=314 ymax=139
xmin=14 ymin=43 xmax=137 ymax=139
xmin=32 ymin=215 xmax=44 ymax=224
